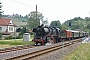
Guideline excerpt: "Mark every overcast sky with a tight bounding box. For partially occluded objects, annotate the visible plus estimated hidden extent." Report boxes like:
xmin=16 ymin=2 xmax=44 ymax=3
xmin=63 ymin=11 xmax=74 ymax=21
xmin=1 ymin=0 xmax=90 ymax=24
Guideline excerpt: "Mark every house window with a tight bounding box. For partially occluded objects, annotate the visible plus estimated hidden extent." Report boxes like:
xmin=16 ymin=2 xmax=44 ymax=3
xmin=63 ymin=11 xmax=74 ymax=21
xmin=0 ymin=27 xmax=2 ymax=31
xmin=9 ymin=27 xmax=13 ymax=31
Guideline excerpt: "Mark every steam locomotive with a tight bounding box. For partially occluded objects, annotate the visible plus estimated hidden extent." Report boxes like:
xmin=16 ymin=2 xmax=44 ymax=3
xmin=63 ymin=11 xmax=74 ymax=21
xmin=32 ymin=25 xmax=89 ymax=45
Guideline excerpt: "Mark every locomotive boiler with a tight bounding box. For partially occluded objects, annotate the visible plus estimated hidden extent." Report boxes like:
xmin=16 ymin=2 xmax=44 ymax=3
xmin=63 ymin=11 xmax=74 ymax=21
xmin=32 ymin=25 xmax=60 ymax=45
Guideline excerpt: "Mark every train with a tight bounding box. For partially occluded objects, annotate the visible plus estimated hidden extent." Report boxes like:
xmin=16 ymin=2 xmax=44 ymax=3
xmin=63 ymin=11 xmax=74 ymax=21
xmin=32 ymin=25 xmax=89 ymax=45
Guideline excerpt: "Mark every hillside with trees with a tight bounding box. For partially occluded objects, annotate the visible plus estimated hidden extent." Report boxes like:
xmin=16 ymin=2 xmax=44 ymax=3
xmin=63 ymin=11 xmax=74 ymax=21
xmin=50 ymin=20 xmax=62 ymax=29
xmin=62 ymin=17 xmax=90 ymax=34
xmin=2 ymin=14 xmax=27 ymax=27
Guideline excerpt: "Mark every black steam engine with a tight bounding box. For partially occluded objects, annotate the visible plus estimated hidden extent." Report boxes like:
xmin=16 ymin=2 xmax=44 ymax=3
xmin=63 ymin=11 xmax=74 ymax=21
xmin=32 ymin=25 xmax=61 ymax=45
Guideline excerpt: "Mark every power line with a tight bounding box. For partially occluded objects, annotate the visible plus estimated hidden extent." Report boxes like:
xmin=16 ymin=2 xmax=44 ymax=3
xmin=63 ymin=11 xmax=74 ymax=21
xmin=12 ymin=0 xmax=35 ymax=9
xmin=11 ymin=0 xmax=48 ymax=19
xmin=11 ymin=0 xmax=44 ymax=12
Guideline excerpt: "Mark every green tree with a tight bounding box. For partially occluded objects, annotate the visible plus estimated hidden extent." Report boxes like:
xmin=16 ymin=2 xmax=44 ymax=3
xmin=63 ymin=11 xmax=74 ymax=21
xmin=27 ymin=11 xmax=44 ymax=29
xmin=19 ymin=27 xmax=27 ymax=36
xmin=61 ymin=24 xmax=68 ymax=30
xmin=50 ymin=20 xmax=61 ymax=28
xmin=86 ymin=23 xmax=90 ymax=29
xmin=85 ymin=17 xmax=90 ymax=21
xmin=0 ymin=1 xmax=3 ymax=17
xmin=73 ymin=17 xmax=83 ymax=21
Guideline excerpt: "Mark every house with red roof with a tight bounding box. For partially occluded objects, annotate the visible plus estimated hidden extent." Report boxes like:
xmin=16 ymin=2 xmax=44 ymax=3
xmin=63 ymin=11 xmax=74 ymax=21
xmin=0 ymin=18 xmax=17 ymax=36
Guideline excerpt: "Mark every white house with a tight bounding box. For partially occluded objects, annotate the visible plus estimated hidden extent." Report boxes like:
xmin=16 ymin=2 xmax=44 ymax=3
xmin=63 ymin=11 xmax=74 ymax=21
xmin=0 ymin=18 xmax=17 ymax=36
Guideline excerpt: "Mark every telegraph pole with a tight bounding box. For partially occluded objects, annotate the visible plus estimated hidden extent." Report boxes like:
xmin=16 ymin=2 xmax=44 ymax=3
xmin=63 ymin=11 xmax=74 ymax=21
xmin=69 ymin=22 xmax=71 ymax=43
xmin=36 ymin=4 xmax=37 ymax=20
xmin=36 ymin=5 xmax=38 ymax=25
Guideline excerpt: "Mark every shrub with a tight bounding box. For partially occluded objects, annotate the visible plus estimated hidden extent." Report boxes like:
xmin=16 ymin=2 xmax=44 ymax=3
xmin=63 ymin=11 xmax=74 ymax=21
xmin=8 ymin=36 xmax=13 ymax=39
xmin=4 ymin=36 xmax=13 ymax=40
xmin=4 ymin=37 xmax=9 ymax=40
xmin=0 ymin=33 xmax=2 ymax=38
xmin=13 ymin=36 xmax=22 ymax=39
xmin=30 ymin=32 xmax=33 ymax=35
xmin=16 ymin=36 xmax=22 ymax=39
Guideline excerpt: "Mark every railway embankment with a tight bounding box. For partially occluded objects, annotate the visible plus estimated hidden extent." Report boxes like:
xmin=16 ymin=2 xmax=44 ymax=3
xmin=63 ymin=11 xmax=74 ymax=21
xmin=64 ymin=42 xmax=90 ymax=60
xmin=0 ymin=39 xmax=81 ymax=60
xmin=27 ymin=38 xmax=90 ymax=60
xmin=30 ymin=41 xmax=81 ymax=60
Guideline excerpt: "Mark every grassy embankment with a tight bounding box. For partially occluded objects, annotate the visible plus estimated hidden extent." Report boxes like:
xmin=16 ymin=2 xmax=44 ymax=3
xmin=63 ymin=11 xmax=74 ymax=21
xmin=0 ymin=35 xmax=34 ymax=48
xmin=64 ymin=43 xmax=90 ymax=60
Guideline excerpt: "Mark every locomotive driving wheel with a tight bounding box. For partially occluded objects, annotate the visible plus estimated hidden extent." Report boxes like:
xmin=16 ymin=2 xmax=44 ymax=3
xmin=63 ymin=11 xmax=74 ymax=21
xmin=51 ymin=35 xmax=56 ymax=43
xmin=48 ymin=38 xmax=54 ymax=44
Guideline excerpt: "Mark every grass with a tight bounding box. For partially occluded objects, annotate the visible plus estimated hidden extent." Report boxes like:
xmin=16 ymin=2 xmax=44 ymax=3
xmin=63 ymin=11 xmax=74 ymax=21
xmin=0 ymin=39 xmax=34 ymax=48
xmin=0 ymin=39 xmax=34 ymax=45
xmin=0 ymin=44 xmax=14 ymax=48
xmin=0 ymin=35 xmax=34 ymax=48
xmin=63 ymin=43 xmax=90 ymax=60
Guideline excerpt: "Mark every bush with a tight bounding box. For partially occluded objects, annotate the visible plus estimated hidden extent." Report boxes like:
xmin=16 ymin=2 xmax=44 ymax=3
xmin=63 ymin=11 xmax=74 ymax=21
xmin=30 ymin=32 xmax=33 ymax=35
xmin=16 ymin=36 xmax=22 ymax=39
xmin=12 ymin=36 xmax=22 ymax=39
xmin=4 ymin=36 xmax=22 ymax=40
xmin=4 ymin=36 xmax=13 ymax=40
xmin=8 ymin=36 xmax=13 ymax=39
xmin=0 ymin=33 xmax=2 ymax=38
xmin=4 ymin=37 xmax=9 ymax=40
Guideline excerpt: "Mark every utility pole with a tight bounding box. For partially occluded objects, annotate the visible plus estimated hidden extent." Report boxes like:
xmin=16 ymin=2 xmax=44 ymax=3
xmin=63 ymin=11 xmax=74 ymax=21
xmin=69 ymin=22 xmax=71 ymax=43
xmin=36 ymin=5 xmax=39 ymax=25
xmin=36 ymin=4 xmax=37 ymax=20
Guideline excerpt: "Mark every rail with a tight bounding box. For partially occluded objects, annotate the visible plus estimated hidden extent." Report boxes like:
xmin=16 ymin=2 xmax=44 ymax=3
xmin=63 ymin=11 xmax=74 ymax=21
xmin=4 ymin=38 xmax=82 ymax=60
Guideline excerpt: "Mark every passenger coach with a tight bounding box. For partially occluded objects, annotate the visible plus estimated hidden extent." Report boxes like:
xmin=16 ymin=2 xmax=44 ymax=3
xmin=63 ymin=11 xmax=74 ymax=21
xmin=60 ymin=30 xmax=88 ymax=40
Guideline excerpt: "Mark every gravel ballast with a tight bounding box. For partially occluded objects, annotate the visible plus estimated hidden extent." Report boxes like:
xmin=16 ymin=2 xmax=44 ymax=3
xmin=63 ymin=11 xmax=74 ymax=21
xmin=30 ymin=42 xmax=80 ymax=60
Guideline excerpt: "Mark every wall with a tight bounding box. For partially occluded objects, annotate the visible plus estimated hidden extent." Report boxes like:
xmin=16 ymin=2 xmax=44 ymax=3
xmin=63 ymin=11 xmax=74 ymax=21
xmin=0 ymin=26 xmax=7 ymax=32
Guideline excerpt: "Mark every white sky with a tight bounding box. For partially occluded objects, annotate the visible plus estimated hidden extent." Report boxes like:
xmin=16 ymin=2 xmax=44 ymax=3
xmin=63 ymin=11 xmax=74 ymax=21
xmin=1 ymin=0 xmax=90 ymax=24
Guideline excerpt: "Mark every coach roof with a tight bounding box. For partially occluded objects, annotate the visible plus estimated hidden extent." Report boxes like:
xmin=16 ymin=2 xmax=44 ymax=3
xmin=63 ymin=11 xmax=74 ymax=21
xmin=65 ymin=30 xmax=79 ymax=32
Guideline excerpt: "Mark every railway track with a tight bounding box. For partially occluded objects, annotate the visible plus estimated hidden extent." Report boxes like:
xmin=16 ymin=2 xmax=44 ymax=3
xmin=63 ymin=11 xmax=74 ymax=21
xmin=0 ymin=44 xmax=36 ymax=53
xmin=2 ymin=38 xmax=81 ymax=60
